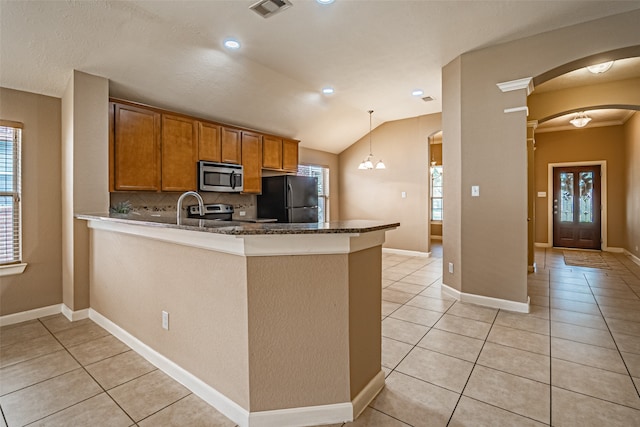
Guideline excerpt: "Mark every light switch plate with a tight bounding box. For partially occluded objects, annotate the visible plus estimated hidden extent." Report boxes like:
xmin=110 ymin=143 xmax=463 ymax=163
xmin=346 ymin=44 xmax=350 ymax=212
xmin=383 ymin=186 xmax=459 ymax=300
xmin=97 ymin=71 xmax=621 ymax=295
xmin=537 ymin=191 xmax=547 ymax=198
xmin=471 ymin=186 xmax=480 ymax=197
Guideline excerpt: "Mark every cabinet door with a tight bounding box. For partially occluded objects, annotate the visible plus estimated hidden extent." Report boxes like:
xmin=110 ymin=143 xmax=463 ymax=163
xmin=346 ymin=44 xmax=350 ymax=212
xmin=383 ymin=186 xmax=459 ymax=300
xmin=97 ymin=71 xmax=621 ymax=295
xmin=262 ymin=136 xmax=283 ymax=169
xmin=282 ymin=139 xmax=299 ymax=172
xmin=198 ymin=121 xmax=221 ymax=162
xmin=221 ymin=127 xmax=242 ymax=164
xmin=241 ymin=131 xmax=262 ymax=194
xmin=113 ymin=103 xmax=161 ymax=191
xmin=161 ymin=114 xmax=198 ymax=191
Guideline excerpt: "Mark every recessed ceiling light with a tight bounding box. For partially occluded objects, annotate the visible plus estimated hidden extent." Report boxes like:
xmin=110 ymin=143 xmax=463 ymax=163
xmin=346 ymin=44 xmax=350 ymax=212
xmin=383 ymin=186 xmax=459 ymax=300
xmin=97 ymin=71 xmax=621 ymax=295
xmin=586 ymin=61 xmax=614 ymax=74
xmin=223 ymin=39 xmax=241 ymax=50
xmin=316 ymin=0 xmax=335 ymax=4
xmin=412 ymin=89 xmax=424 ymax=97
xmin=322 ymin=87 xmax=335 ymax=95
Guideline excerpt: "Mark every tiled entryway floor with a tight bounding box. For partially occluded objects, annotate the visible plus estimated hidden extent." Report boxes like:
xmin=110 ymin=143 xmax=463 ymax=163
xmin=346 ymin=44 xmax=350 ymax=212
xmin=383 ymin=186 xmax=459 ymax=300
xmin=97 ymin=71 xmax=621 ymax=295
xmin=2 ymin=244 xmax=640 ymax=426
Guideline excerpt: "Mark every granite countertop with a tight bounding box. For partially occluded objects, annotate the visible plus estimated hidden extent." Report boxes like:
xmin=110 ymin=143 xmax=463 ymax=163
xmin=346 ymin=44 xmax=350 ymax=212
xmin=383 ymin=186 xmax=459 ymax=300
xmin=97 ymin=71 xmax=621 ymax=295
xmin=76 ymin=213 xmax=399 ymax=236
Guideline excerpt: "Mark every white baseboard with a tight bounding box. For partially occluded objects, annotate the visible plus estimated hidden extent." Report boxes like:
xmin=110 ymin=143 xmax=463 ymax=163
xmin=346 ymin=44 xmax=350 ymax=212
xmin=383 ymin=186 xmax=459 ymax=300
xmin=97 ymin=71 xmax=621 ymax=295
xmin=442 ymin=284 xmax=530 ymax=313
xmin=383 ymin=248 xmax=431 ymax=258
xmin=89 ymin=309 xmax=369 ymax=427
xmin=61 ymin=305 xmax=90 ymax=322
xmin=0 ymin=304 xmax=62 ymax=327
xmin=603 ymin=246 xmax=625 ymax=253
xmin=249 ymin=403 xmax=352 ymax=427
xmin=625 ymin=250 xmax=640 ymax=267
xmin=534 ymin=242 xmax=552 ymax=248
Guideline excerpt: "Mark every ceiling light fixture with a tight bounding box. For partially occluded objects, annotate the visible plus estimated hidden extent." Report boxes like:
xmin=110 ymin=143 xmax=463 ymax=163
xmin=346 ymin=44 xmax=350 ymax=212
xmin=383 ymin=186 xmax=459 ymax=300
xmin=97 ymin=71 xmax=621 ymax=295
xmin=316 ymin=0 xmax=335 ymax=4
xmin=569 ymin=112 xmax=592 ymax=128
xmin=322 ymin=87 xmax=335 ymax=95
xmin=223 ymin=39 xmax=241 ymax=50
xmin=358 ymin=110 xmax=386 ymax=170
xmin=586 ymin=61 xmax=614 ymax=74
xmin=412 ymin=89 xmax=424 ymax=97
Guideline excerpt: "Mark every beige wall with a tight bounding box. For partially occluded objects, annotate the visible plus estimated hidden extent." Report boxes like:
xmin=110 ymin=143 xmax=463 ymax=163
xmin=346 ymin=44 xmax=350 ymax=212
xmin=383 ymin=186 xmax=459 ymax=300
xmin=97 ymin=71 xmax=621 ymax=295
xmin=299 ymin=147 xmax=340 ymax=221
xmin=61 ymin=71 xmax=109 ymax=311
xmin=90 ymin=228 xmax=251 ymax=408
xmin=339 ymin=113 xmax=442 ymax=254
xmin=90 ymin=227 xmax=382 ymax=412
xmin=529 ymin=78 xmax=640 ymax=121
xmin=625 ymin=112 xmax=640 ymax=258
xmin=442 ymin=10 xmax=640 ymax=303
xmin=534 ymin=126 xmax=627 ymax=247
xmin=0 ymin=88 xmax=62 ymax=315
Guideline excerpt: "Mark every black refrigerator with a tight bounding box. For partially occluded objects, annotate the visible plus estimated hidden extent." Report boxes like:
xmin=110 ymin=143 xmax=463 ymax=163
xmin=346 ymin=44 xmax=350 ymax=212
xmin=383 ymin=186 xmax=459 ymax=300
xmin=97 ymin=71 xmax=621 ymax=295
xmin=258 ymin=175 xmax=318 ymax=223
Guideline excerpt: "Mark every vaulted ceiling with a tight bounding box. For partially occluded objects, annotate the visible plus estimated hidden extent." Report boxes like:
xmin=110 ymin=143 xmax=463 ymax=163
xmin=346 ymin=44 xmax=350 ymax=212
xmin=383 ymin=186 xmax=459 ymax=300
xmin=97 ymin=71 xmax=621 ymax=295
xmin=2 ymin=1 xmax=639 ymax=153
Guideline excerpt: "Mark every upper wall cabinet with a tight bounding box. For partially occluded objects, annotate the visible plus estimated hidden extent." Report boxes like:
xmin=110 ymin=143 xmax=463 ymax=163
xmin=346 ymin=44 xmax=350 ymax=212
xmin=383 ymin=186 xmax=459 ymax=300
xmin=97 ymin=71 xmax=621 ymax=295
xmin=109 ymin=98 xmax=299 ymax=193
xmin=161 ymin=114 xmax=198 ymax=192
xmin=241 ymin=131 xmax=262 ymax=194
xmin=282 ymin=139 xmax=299 ymax=172
xmin=110 ymin=103 xmax=161 ymax=191
xmin=221 ymin=127 xmax=242 ymax=165
xmin=198 ymin=121 xmax=221 ymax=162
xmin=262 ymin=136 xmax=299 ymax=172
xmin=262 ymin=135 xmax=283 ymax=170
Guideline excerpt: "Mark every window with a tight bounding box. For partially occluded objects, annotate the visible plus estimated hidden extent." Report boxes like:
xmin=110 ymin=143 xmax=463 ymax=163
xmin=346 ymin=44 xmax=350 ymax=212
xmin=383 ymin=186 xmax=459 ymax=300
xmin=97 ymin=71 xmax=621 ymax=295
xmin=297 ymin=164 xmax=330 ymax=222
xmin=430 ymin=165 xmax=443 ymax=221
xmin=1 ymin=122 xmax=22 ymax=265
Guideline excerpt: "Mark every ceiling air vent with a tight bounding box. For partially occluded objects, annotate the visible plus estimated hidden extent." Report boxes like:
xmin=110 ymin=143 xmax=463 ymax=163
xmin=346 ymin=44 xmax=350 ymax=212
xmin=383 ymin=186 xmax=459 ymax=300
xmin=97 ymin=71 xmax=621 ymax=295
xmin=422 ymin=96 xmax=435 ymax=102
xmin=250 ymin=0 xmax=292 ymax=18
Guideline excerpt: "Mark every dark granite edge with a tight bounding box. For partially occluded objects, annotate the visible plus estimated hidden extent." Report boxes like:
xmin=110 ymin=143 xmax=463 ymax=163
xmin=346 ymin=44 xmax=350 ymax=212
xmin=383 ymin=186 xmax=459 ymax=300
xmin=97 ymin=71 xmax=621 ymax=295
xmin=75 ymin=213 xmax=399 ymax=236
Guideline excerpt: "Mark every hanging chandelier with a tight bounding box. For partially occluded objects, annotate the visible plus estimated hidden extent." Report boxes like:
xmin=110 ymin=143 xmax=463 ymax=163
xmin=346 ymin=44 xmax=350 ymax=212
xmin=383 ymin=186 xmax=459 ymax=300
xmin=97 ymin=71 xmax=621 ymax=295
xmin=569 ymin=111 xmax=592 ymax=128
xmin=358 ymin=110 xmax=386 ymax=170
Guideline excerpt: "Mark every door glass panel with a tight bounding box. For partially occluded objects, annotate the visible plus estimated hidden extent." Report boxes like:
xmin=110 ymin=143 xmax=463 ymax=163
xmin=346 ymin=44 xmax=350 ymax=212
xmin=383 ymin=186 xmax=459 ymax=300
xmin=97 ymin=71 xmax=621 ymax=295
xmin=560 ymin=172 xmax=574 ymax=222
xmin=579 ymin=171 xmax=594 ymax=223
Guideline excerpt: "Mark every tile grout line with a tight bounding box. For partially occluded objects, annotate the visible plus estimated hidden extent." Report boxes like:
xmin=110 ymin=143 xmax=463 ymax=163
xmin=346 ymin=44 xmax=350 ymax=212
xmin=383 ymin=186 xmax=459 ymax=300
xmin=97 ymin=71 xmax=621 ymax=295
xmin=36 ymin=317 xmax=138 ymax=426
xmin=582 ymin=273 xmax=640 ymax=400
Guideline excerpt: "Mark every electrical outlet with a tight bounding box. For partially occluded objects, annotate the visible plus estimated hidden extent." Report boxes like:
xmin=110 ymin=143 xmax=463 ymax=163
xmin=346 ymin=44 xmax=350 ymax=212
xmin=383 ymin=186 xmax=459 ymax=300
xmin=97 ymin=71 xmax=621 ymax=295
xmin=401 ymin=191 xmax=407 ymax=199
xmin=239 ymin=211 xmax=246 ymax=217
xmin=448 ymin=262 xmax=454 ymax=274
xmin=162 ymin=311 xmax=169 ymax=330
xmin=636 ymin=245 xmax=639 ymax=252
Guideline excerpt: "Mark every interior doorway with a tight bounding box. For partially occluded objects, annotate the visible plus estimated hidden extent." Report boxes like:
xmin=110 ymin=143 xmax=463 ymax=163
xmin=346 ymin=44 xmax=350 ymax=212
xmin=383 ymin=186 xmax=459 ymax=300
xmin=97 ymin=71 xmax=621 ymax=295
xmin=548 ymin=162 xmax=605 ymax=250
xmin=428 ymin=131 xmax=443 ymax=246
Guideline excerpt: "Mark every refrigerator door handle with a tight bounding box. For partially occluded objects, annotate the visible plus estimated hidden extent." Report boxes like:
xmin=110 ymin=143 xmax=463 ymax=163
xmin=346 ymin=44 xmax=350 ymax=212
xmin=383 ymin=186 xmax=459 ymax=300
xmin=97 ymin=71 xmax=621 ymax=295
xmin=287 ymin=182 xmax=292 ymax=208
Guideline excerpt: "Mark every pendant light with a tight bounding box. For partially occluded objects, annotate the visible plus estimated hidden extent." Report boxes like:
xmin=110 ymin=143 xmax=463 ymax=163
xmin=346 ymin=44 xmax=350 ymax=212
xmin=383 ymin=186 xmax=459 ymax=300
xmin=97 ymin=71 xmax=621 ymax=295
xmin=358 ymin=110 xmax=386 ymax=170
xmin=569 ymin=111 xmax=592 ymax=128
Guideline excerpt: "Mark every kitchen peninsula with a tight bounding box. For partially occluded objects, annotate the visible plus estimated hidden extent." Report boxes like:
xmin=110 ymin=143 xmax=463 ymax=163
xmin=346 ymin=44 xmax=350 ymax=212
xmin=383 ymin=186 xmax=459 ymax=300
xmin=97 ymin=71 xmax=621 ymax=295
xmin=77 ymin=213 xmax=398 ymax=427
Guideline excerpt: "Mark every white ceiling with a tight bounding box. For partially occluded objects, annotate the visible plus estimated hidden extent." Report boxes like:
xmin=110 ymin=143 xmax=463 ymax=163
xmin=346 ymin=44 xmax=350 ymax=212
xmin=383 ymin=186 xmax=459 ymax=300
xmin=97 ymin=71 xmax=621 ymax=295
xmin=2 ymin=1 xmax=639 ymax=153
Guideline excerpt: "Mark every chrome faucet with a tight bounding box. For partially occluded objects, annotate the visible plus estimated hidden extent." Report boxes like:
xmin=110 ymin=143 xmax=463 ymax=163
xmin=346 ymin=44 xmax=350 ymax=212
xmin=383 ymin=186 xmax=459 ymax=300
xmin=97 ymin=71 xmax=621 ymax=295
xmin=176 ymin=191 xmax=204 ymax=225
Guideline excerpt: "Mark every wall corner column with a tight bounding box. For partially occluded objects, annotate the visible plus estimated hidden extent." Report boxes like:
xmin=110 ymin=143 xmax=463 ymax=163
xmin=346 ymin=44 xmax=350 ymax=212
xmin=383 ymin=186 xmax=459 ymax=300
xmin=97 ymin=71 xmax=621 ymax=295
xmin=61 ymin=70 xmax=109 ymax=314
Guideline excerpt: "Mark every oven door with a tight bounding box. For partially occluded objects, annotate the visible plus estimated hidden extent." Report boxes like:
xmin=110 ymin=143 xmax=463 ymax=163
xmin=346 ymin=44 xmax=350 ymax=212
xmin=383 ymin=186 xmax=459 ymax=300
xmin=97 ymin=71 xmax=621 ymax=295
xmin=199 ymin=162 xmax=244 ymax=192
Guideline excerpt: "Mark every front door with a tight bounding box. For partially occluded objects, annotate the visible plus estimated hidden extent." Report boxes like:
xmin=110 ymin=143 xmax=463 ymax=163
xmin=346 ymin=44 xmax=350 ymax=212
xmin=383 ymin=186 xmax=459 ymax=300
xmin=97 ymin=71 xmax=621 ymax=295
xmin=553 ymin=166 xmax=601 ymax=249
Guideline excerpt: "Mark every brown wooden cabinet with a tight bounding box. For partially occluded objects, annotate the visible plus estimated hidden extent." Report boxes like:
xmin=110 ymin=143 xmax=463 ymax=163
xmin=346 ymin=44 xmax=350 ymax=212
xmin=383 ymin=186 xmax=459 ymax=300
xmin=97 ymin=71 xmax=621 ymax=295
xmin=111 ymin=103 xmax=161 ymax=191
xmin=262 ymin=135 xmax=283 ymax=169
xmin=198 ymin=121 xmax=221 ymax=162
xmin=221 ymin=127 xmax=242 ymax=164
xmin=282 ymin=139 xmax=299 ymax=172
xmin=161 ymin=114 xmax=198 ymax=191
xmin=241 ymin=131 xmax=262 ymax=194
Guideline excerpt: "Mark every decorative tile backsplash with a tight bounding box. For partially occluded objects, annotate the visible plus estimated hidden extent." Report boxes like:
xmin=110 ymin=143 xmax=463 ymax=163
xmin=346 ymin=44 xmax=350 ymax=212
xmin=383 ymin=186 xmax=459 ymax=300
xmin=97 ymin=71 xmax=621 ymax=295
xmin=110 ymin=192 xmax=257 ymax=219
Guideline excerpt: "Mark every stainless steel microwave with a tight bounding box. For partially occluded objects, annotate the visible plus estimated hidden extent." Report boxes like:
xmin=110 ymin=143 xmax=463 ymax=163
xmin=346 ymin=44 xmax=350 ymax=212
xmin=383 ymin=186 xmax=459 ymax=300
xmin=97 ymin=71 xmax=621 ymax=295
xmin=198 ymin=161 xmax=243 ymax=192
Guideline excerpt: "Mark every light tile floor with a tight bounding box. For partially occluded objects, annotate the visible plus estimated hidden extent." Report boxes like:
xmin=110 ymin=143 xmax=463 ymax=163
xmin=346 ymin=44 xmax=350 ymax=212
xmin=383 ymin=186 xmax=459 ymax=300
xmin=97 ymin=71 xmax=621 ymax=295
xmin=1 ymin=244 xmax=640 ymax=426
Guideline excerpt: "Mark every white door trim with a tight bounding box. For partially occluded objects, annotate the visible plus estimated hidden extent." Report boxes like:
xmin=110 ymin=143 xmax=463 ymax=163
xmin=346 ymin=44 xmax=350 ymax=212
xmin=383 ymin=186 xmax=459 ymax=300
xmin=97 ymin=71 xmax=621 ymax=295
xmin=547 ymin=161 xmax=607 ymax=250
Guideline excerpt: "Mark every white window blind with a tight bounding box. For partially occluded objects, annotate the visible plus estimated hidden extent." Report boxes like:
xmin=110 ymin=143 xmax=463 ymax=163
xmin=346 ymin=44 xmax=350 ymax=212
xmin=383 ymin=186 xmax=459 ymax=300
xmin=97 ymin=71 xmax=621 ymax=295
xmin=0 ymin=123 xmax=22 ymax=265
xmin=297 ymin=164 xmax=330 ymax=222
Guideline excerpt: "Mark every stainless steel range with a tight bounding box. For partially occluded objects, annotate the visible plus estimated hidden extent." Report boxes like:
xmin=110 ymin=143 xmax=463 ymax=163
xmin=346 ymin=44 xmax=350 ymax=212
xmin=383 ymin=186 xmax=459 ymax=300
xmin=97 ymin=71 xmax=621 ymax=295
xmin=187 ymin=203 xmax=233 ymax=221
